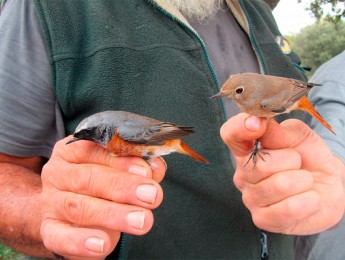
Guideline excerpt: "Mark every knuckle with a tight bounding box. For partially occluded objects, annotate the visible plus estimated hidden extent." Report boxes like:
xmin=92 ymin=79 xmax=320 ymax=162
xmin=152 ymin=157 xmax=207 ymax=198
xmin=40 ymin=219 xmax=51 ymax=241
xmin=219 ymin=123 xmax=228 ymax=142
xmin=105 ymin=174 xmax=129 ymax=196
xmin=41 ymin=159 xmax=63 ymax=186
xmin=251 ymin=204 xmax=297 ymax=232
xmin=241 ymin=192 xmax=253 ymax=208
xmin=51 ymin=138 xmax=66 ymax=155
xmin=69 ymin=165 xmax=94 ymax=193
xmin=273 ymin=174 xmax=291 ymax=196
xmin=84 ymin=143 xmax=110 ymax=164
xmin=41 ymin=163 xmax=51 ymax=183
xmin=233 ymin=171 xmax=245 ymax=190
xmin=41 ymin=233 xmax=54 ymax=251
xmin=251 ymin=210 xmax=265 ymax=229
xmin=279 ymin=200 xmax=297 ymax=221
xmin=63 ymin=195 xmax=88 ymax=224
xmin=100 ymin=174 xmax=135 ymax=202
xmin=41 ymin=157 xmax=56 ymax=175
xmin=40 ymin=220 xmax=58 ymax=251
xmin=105 ymin=206 xmax=121 ymax=227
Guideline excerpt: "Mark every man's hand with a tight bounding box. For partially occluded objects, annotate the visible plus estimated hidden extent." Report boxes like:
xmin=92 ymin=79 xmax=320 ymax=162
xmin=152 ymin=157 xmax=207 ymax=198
xmin=40 ymin=136 xmax=166 ymax=259
xmin=221 ymin=113 xmax=345 ymax=235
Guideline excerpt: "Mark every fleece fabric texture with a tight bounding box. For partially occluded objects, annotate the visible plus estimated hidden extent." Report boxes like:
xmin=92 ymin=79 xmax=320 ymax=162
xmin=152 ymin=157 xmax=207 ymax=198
xmin=240 ymin=0 xmax=306 ymax=80
xmin=34 ymin=0 xmax=306 ymax=258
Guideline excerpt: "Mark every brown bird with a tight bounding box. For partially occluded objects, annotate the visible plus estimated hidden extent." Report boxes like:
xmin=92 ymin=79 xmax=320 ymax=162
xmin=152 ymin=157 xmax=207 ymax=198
xmin=211 ymin=72 xmax=335 ymax=167
xmin=66 ymin=110 xmax=208 ymax=164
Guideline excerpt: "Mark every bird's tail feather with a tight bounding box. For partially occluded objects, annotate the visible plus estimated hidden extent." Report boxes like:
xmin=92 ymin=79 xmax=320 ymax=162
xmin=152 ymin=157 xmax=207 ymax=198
xmin=298 ymin=96 xmax=336 ymax=135
xmin=178 ymin=141 xmax=209 ymax=163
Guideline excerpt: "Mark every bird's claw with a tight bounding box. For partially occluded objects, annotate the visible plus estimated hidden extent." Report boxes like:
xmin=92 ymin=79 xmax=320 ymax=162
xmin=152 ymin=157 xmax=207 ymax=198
xmin=244 ymin=140 xmax=270 ymax=169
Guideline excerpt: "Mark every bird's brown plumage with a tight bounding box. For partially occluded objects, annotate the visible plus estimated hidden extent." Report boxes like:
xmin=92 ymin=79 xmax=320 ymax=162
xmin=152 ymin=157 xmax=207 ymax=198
xmin=212 ymin=72 xmax=335 ymax=134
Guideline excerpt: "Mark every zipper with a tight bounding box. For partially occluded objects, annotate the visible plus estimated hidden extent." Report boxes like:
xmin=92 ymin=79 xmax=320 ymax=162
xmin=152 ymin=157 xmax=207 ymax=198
xmin=239 ymin=0 xmax=267 ymax=75
xmin=118 ymin=233 xmax=126 ymax=259
xmin=238 ymin=1 xmax=269 ymax=259
xmin=152 ymin=3 xmax=219 ymax=88
xmin=118 ymin=233 xmax=132 ymax=259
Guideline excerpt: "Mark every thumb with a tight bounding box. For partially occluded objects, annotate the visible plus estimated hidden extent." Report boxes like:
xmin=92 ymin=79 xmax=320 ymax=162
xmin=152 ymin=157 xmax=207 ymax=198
xmin=220 ymin=113 xmax=267 ymax=158
xmin=261 ymin=118 xmax=334 ymax=170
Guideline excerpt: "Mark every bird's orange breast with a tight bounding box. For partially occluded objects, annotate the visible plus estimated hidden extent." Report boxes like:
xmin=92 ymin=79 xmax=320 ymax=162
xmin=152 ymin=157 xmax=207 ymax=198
xmin=106 ymin=132 xmax=147 ymax=157
xmin=106 ymin=131 xmax=177 ymax=158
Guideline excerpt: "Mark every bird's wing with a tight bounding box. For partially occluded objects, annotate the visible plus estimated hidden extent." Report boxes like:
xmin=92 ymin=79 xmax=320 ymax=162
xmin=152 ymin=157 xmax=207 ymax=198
xmin=118 ymin=119 xmax=195 ymax=145
xmin=287 ymin=79 xmax=315 ymax=104
xmin=262 ymin=79 xmax=317 ymax=113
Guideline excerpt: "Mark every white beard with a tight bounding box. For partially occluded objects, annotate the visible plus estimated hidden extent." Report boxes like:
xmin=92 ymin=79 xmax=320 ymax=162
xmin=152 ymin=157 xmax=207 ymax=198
xmin=167 ymin=0 xmax=224 ymax=21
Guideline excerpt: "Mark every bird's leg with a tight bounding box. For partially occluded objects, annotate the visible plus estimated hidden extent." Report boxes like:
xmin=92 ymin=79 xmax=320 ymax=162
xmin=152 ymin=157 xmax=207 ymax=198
xmin=143 ymin=156 xmax=153 ymax=164
xmin=244 ymin=139 xmax=270 ymax=169
xmin=144 ymin=156 xmax=161 ymax=169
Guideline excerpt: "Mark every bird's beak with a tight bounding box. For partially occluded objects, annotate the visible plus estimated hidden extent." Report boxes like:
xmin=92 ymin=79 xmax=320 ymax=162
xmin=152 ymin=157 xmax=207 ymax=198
xmin=210 ymin=92 xmax=227 ymax=99
xmin=65 ymin=136 xmax=80 ymax=145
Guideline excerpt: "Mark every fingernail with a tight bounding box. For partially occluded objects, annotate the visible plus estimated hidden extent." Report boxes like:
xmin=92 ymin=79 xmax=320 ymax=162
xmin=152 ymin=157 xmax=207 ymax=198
xmin=85 ymin=237 xmax=104 ymax=253
xmin=136 ymin=184 xmax=157 ymax=204
xmin=149 ymin=157 xmax=167 ymax=170
xmin=126 ymin=211 xmax=145 ymax=230
xmin=245 ymin=116 xmax=261 ymax=132
xmin=128 ymin=165 xmax=147 ymax=177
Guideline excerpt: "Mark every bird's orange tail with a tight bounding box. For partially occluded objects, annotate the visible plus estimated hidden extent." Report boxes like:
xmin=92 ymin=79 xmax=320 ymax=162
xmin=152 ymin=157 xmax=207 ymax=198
xmin=179 ymin=141 xmax=209 ymax=163
xmin=298 ymin=96 xmax=336 ymax=135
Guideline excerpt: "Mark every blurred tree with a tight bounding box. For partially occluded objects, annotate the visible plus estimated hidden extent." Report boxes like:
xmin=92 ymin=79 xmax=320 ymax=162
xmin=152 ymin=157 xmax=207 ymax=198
xmin=292 ymin=21 xmax=345 ymax=77
xmin=298 ymin=0 xmax=345 ymax=24
xmin=268 ymin=0 xmax=344 ymax=24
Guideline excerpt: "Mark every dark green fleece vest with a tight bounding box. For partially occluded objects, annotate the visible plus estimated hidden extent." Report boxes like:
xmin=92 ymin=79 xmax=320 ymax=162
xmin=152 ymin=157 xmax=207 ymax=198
xmin=34 ymin=0 xmax=306 ymax=258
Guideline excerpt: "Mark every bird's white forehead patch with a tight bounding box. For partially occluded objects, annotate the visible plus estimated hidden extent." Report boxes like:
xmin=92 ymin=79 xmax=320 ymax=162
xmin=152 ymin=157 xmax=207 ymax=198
xmin=75 ymin=117 xmax=94 ymax=132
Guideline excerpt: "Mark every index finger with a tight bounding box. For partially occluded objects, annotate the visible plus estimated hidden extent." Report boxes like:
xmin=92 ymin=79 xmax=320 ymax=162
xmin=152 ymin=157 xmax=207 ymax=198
xmin=53 ymin=136 xmax=166 ymax=182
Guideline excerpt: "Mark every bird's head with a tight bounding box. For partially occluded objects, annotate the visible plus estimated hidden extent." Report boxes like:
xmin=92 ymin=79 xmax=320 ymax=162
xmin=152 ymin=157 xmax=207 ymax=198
xmin=66 ymin=113 xmax=114 ymax=147
xmin=210 ymin=74 xmax=249 ymax=101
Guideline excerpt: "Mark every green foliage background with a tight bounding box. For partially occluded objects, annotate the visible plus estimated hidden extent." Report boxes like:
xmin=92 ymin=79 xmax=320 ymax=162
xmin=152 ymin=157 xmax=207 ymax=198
xmin=0 ymin=243 xmax=27 ymax=260
xmin=290 ymin=21 xmax=345 ymax=78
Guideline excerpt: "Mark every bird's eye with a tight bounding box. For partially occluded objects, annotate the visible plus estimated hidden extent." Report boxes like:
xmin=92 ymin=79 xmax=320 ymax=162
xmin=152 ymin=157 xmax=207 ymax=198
xmin=235 ymin=87 xmax=244 ymax=94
